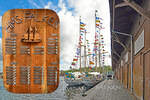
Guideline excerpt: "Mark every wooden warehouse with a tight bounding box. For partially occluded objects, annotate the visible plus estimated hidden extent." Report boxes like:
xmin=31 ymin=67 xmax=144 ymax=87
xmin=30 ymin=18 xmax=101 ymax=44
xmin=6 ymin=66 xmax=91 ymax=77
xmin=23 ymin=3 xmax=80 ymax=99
xmin=109 ymin=0 xmax=150 ymax=100
xmin=2 ymin=9 xmax=60 ymax=93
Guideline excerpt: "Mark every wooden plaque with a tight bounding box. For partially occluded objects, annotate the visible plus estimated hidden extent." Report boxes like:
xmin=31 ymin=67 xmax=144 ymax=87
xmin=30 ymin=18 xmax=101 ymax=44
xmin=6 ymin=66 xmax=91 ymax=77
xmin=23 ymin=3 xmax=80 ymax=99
xmin=2 ymin=9 xmax=60 ymax=93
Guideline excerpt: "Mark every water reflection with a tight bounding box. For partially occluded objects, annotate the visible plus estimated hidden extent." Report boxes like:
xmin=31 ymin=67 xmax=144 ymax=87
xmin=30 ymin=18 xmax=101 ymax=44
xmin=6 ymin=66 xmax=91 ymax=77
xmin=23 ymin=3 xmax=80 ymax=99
xmin=0 ymin=77 xmax=68 ymax=100
xmin=0 ymin=76 xmax=93 ymax=100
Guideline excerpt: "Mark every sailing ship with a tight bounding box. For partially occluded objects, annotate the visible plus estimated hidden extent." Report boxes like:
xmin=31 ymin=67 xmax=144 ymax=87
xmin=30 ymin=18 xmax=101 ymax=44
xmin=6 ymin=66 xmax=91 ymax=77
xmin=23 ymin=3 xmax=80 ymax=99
xmin=81 ymin=10 xmax=106 ymax=87
xmin=64 ymin=16 xmax=86 ymax=86
xmin=64 ymin=10 xmax=106 ymax=87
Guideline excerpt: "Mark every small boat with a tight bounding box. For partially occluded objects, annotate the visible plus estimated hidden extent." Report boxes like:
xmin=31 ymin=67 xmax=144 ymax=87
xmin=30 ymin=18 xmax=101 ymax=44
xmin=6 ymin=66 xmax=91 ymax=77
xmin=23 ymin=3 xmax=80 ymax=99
xmin=82 ymin=72 xmax=101 ymax=87
xmin=64 ymin=78 xmax=83 ymax=86
xmin=64 ymin=72 xmax=83 ymax=86
xmin=82 ymin=78 xmax=97 ymax=87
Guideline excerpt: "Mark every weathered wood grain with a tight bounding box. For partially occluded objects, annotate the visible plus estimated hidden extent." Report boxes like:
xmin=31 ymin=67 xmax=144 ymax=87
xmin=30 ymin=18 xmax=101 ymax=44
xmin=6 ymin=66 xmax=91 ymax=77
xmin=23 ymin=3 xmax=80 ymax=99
xmin=2 ymin=9 xmax=60 ymax=93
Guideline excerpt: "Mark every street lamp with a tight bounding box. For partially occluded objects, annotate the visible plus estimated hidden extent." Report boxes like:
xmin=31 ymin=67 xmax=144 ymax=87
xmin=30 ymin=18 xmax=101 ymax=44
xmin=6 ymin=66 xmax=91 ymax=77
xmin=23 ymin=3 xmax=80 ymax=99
xmin=112 ymin=30 xmax=133 ymax=93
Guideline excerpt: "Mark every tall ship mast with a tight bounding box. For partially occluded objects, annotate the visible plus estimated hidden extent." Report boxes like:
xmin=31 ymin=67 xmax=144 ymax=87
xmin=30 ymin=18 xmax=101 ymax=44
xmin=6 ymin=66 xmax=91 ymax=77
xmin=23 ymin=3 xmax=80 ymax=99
xmin=93 ymin=10 xmax=105 ymax=72
xmin=73 ymin=10 xmax=105 ymax=72
xmin=65 ymin=11 xmax=105 ymax=87
xmin=71 ymin=16 xmax=86 ymax=72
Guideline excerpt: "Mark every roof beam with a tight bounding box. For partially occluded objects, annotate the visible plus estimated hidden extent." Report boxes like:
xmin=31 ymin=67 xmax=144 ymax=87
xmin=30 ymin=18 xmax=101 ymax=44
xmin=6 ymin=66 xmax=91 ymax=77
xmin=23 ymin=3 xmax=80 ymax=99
xmin=115 ymin=2 xmax=128 ymax=8
xmin=123 ymin=0 xmax=150 ymax=20
xmin=113 ymin=39 xmax=128 ymax=51
xmin=115 ymin=0 xmax=150 ymax=20
xmin=113 ymin=52 xmax=121 ymax=58
xmin=112 ymin=47 xmax=121 ymax=58
xmin=112 ymin=32 xmax=130 ymax=51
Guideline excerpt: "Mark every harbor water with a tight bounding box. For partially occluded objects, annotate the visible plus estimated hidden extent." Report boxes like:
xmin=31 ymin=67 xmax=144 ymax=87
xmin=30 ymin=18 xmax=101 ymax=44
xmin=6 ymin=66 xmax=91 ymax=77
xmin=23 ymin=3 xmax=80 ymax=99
xmin=0 ymin=76 xmax=87 ymax=100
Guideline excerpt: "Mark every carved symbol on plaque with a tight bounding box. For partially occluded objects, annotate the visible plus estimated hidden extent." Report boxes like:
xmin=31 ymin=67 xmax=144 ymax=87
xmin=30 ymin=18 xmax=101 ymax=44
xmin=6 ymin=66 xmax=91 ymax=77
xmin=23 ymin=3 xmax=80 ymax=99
xmin=6 ymin=16 xmax=22 ymax=33
xmin=22 ymin=26 xmax=41 ymax=42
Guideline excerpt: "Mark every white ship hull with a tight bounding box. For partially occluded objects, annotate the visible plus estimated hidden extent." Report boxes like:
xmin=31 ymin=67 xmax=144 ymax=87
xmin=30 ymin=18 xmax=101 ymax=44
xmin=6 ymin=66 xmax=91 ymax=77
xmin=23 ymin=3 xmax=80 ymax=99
xmin=64 ymin=78 xmax=83 ymax=86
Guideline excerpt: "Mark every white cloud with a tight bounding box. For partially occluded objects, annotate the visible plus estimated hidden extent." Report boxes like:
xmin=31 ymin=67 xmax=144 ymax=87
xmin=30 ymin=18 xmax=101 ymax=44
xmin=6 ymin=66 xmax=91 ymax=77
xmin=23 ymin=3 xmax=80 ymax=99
xmin=44 ymin=2 xmax=51 ymax=9
xmin=28 ymin=0 xmax=41 ymax=8
xmin=57 ymin=1 xmax=79 ymax=70
xmin=0 ymin=16 xmax=2 ymax=27
xmin=57 ymin=0 xmax=111 ymax=70
xmin=0 ymin=0 xmax=112 ymax=71
xmin=44 ymin=1 xmax=58 ymax=12
xmin=58 ymin=0 xmax=65 ymax=9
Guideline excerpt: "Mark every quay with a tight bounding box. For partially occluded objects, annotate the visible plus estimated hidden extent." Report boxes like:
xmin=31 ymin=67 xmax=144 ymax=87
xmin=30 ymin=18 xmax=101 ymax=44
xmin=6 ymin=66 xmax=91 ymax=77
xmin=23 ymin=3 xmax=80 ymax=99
xmin=73 ymin=79 xmax=135 ymax=100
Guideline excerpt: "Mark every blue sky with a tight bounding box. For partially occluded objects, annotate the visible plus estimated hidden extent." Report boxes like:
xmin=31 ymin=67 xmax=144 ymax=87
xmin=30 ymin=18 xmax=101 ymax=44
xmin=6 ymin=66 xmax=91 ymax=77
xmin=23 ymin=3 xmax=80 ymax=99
xmin=0 ymin=0 xmax=59 ymax=13
xmin=0 ymin=0 xmax=72 ymax=37
xmin=0 ymin=0 xmax=55 ymax=37
xmin=0 ymin=0 xmax=74 ymax=15
xmin=0 ymin=0 xmax=111 ymax=70
xmin=0 ymin=1 xmax=43 ymax=14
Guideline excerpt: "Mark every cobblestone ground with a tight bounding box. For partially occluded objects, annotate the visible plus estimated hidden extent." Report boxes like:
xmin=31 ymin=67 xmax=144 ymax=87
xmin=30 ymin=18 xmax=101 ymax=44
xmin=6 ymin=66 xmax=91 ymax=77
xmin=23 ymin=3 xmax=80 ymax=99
xmin=73 ymin=79 xmax=135 ymax=100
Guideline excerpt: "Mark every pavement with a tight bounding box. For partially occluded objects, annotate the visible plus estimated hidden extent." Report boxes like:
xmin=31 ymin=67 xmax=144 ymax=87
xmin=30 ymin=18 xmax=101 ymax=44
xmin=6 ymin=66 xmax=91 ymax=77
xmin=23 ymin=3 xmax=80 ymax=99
xmin=73 ymin=79 xmax=135 ymax=100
